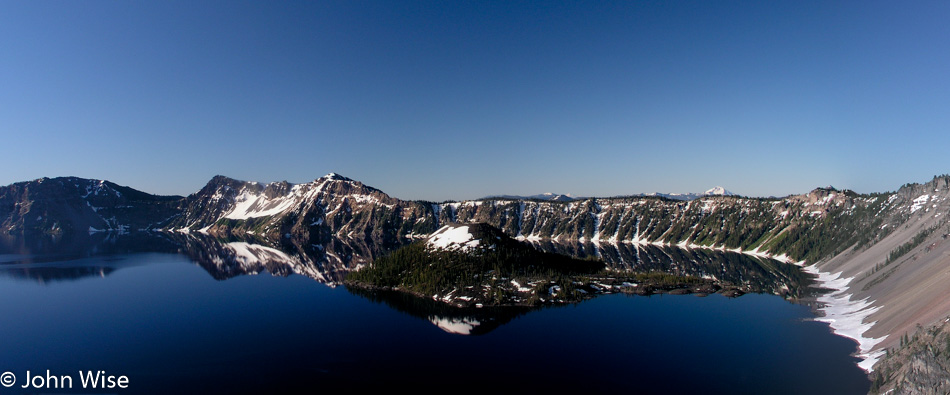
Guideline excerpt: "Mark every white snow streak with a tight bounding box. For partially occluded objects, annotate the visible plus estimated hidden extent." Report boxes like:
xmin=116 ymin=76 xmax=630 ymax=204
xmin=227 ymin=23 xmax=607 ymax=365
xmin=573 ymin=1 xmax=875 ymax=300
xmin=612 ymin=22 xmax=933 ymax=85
xmin=804 ymin=265 xmax=887 ymax=372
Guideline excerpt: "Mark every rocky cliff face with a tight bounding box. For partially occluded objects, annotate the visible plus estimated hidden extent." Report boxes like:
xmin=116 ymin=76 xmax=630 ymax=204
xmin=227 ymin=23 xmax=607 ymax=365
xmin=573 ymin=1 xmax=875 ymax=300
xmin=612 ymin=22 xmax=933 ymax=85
xmin=0 ymin=173 xmax=921 ymax=267
xmin=870 ymin=318 xmax=950 ymax=394
xmin=0 ymin=177 xmax=181 ymax=234
xmin=436 ymin=187 xmax=903 ymax=265
xmin=164 ymin=173 xmax=437 ymax=248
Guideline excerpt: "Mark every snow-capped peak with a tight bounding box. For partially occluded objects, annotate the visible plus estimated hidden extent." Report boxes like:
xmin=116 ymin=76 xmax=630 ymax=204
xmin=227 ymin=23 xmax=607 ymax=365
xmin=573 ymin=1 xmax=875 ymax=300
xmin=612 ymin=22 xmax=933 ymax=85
xmin=322 ymin=172 xmax=353 ymax=182
xmin=704 ymin=186 xmax=734 ymax=196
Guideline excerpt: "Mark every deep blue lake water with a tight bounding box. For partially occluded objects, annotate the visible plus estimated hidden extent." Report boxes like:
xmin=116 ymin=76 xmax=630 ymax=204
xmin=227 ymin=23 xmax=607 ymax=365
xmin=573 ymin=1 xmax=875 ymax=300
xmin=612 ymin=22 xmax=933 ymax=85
xmin=0 ymin=236 xmax=870 ymax=394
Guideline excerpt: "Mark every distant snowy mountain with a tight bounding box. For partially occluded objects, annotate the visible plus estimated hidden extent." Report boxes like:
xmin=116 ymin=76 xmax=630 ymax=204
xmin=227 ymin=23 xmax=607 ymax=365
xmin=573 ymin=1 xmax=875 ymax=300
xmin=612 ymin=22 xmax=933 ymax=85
xmin=642 ymin=186 xmax=735 ymax=201
xmin=704 ymin=186 xmax=735 ymax=196
xmin=486 ymin=189 xmax=736 ymax=202
xmin=482 ymin=193 xmax=577 ymax=202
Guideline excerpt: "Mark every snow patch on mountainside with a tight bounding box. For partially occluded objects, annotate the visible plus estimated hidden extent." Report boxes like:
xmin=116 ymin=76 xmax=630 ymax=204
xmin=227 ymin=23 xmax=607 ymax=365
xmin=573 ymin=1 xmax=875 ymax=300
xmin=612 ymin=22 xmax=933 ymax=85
xmin=427 ymin=225 xmax=480 ymax=251
xmin=910 ymin=194 xmax=931 ymax=213
xmin=224 ymin=189 xmax=299 ymax=220
xmin=804 ymin=265 xmax=887 ymax=372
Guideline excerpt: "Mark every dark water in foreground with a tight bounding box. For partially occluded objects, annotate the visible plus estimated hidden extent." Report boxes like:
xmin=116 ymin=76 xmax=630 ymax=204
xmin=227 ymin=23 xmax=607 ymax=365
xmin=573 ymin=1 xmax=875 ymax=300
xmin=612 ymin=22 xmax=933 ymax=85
xmin=0 ymin=236 xmax=870 ymax=394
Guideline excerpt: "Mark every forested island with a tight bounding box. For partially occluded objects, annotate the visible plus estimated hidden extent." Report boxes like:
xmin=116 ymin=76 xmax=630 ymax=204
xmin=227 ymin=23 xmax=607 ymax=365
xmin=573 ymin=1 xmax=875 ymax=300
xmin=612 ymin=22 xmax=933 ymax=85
xmin=346 ymin=223 xmax=752 ymax=307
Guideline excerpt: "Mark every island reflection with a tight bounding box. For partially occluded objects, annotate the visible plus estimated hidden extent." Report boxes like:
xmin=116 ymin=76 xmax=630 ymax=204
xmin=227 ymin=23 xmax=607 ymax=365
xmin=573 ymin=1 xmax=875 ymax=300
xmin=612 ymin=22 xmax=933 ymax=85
xmin=0 ymin=232 xmax=816 ymax=334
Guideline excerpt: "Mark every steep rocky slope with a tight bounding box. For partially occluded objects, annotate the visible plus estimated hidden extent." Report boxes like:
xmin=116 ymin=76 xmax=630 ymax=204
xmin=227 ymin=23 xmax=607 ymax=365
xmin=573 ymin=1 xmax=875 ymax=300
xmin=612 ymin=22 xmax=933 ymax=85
xmin=870 ymin=317 xmax=950 ymax=394
xmin=166 ymin=173 xmax=437 ymax=248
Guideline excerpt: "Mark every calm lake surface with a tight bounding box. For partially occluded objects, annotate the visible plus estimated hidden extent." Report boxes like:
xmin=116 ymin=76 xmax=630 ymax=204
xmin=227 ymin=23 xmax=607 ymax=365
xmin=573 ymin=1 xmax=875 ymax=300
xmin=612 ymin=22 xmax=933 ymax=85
xmin=0 ymin=234 xmax=870 ymax=393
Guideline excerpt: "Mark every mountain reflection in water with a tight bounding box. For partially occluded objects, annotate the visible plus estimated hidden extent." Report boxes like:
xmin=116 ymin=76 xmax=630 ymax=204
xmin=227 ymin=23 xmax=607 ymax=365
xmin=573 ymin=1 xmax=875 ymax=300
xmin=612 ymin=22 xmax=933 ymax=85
xmin=0 ymin=232 xmax=815 ymax=335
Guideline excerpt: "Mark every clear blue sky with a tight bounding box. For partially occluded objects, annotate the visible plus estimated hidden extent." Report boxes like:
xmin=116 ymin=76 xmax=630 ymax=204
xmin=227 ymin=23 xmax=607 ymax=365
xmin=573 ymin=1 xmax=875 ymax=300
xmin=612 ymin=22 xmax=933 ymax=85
xmin=2 ymin=1 xmax=948 ymax=201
